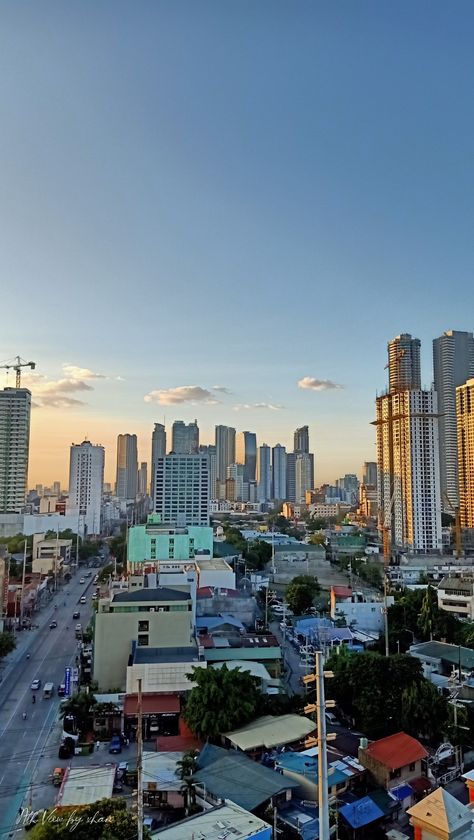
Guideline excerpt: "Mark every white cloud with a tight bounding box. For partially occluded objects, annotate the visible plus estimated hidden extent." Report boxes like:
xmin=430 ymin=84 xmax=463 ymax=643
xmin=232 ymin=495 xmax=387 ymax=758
xmin=144 ymin=385 xmax=215 ymax=405
xmin=212 ymin=385 xmax=232 ymax=394
xmin=297 ymin=376 xmax=343 ymax=391
xmin=63 ymin=364 xmax=105 ymax=380
xmin=22 ymin=370 xmax=96 ymax=409
xmin=233 ymin=402 xmax=284 ymax=411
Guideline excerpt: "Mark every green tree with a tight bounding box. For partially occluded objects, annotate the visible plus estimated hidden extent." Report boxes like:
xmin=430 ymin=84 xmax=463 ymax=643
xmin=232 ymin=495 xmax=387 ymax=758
xmin=0 ymin=633 xmax=15 ymax=659
xmin=176 ymin=750 xmax=198 ymax=780
xmin=180 ymin=777 xmax=198 ymax=815
xmin=401 ymin=681 xmax=448 ymax=742
xmin=28 ymin=798 xmax=150 ymax=840
xmin=184 ymin=665 xmax=260 ymax=740
xmin=286 ymin=575 xmax=320 ymax=614
xmin=417 ymin=585 xmax=439 ymax=639
xmin=60 ymin=690 xmax=97 ymax=736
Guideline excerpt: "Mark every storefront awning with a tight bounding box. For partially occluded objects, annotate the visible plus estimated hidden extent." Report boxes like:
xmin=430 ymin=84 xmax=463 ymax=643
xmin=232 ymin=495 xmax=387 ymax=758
xmin=124 ymin=693 xmax=180 ymax=716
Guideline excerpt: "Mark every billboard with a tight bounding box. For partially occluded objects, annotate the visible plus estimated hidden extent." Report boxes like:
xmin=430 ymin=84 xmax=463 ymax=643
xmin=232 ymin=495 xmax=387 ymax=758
xmin=64 ymin=666 xmax=72 ymax=697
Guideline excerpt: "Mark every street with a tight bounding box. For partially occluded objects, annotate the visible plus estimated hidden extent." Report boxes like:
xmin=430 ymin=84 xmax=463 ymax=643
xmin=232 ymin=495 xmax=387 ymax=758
xmin=0 ymin=571 xmax=96 ymax=839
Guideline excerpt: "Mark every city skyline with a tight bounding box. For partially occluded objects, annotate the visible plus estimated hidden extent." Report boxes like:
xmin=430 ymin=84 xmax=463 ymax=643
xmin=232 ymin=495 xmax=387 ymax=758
xmin=2 ymin=3 xmax=474 ymax=486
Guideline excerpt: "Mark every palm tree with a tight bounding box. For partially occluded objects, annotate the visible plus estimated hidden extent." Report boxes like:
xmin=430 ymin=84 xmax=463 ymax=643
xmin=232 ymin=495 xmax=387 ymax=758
xmin=180 ymin=777 xmax=197 ymax=815
xmin=60 ymin=689 xmax=97 ymax=736
xmin=176 ymin=750 xmax=198 ymax=780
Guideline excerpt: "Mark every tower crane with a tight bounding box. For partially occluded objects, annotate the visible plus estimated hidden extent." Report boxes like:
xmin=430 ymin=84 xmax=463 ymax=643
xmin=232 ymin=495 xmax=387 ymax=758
xmin=442 ymin=492 xmax=462 ymax=559
xmin=0 ymin=356 xmax=36 ymax=388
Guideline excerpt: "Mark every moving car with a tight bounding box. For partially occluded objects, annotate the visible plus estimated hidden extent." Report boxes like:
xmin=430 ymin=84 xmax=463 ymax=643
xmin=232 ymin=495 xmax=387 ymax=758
xmin=80 ymin=596 xmax=86 ymax=604
xmin=43 ymin=682 xmax=54 ymax=699
xmin=31 ymin=679 xmax=41 ymax=691
xmin=79 ymin=578 xmax=85 ymax=584
xmin=72 ymin=611 xmax=80 ymax=620
xmin=57 ymin=684 xmax=66 ymax=697
xmin=109 ymin=735 xmax=122 ymax=754
xmin=49 ymin=621 xmax=57 ymax=629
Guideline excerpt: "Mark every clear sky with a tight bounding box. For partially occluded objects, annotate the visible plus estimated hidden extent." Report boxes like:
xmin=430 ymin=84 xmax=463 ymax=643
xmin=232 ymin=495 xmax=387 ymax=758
xmin=1 ymin=1 xmax=474 ymax=487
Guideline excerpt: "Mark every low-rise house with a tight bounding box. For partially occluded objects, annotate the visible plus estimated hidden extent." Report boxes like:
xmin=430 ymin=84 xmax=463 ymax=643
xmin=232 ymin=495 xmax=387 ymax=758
xmin=32 ymin=532 xmax=72 ymax=576
xmin=407 ymin=787 xmax=474 ymax=839
xmin=150 ymin=802 xmax=272 ymax=840
xmin=198 ymin=631 xmax=282 ymax=678
xmin=358 ymin=732 xmax=427 ymax=797
xmin=141 ymin=751 xmax=184 ymax=808
xmin=222 ymin=714 xmax=315 ymax=755
xmin=437 ymin=576 xmax=474 ymax=619
xmin=193 ymin=743 xmax=299 ymax=812
xmin=56 ymin=765 xmax=116 ymax=808
xmin=196 ymin=587 xmax=257 ymax=626
xmin=409 ymin=641 xmax=474 ymax=700
xmin=274 ymin=748 xmax=364 ymax=802
xmin=124 ymin=693 xmax=180 ymax=741
xmin=126 ymin=643 xmax=205 ymax=694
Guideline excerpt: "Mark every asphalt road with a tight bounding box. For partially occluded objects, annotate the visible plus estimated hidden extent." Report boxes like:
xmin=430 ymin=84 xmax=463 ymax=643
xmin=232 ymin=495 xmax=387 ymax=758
xmin=0 ymin=571 xmax=96 ymax=839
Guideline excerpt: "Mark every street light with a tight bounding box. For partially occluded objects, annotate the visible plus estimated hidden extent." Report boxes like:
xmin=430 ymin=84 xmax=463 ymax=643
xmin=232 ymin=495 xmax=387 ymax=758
xmin=396 ymin=628 xmax=415 ymax=654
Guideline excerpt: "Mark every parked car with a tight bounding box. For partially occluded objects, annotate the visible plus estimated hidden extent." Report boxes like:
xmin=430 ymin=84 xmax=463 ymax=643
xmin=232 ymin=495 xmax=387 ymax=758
xmin=49 ymin=621 xmax=58 ymax=629
xmin=72 ymin=611 xmax=80 ymax=620
xmin=30 ymin=679 xmax=41 ymax=691
xmin=80 ymin=596 xmax=86 ymax=604
xmin=116 ymin=761 xmax=128 ymax=781
xmin=109 ymin=735 xmax=122 ymax=754
xmin=57 ymin=684 xmax=66 ymax=697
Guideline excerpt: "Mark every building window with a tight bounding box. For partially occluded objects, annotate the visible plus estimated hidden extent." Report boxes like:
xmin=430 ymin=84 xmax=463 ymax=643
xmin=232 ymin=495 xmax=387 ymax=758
xmin=408 ymin=762 xmax=416 ymax=772
xmin=138 ymin=620 xmax=149 ymax=632
xmin=137 ymin=634 xmax=149 ymax=646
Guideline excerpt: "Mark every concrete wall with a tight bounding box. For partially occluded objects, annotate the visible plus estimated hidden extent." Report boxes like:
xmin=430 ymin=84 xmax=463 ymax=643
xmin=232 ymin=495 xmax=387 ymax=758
xmin=358 ymin=749 xmax=423 ymax=790
xmin=93 ymin=610 xmax=193 ymax=691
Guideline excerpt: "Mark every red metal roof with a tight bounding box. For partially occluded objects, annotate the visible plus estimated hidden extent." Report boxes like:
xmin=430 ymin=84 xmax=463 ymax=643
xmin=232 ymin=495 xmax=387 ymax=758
xmin=364 ymin=732 xmax=427 ymax=770
xmin=156 ymin=735 xmax=202 ymax=752
xmin=332 ymin=586 xmax=353 ymax=598
xmin=123 ymin=693 xmax=180 ymax=716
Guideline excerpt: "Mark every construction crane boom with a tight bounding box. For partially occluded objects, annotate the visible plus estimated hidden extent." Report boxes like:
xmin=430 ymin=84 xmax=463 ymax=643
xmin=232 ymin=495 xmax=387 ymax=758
xmin=0 ymin=356 xmax=36 ymax=388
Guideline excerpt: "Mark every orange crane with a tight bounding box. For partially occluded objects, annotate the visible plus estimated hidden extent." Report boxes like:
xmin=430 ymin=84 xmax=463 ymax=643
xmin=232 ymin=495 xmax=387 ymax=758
xmin=0 ymin=355 xmax=36 ymax=387
xmin=443 ymin=492 xmax=462 ymax=558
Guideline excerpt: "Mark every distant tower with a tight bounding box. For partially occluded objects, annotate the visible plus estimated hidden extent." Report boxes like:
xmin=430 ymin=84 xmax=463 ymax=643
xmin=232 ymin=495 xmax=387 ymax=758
xmin=457 ymin=379 xmax=474 ymax=529
xmin=294 ymin=425 xmax=310 ymax=453
xmin=151 ymin=423 xmax=166 ymax=500
xmin=387 ymin=333 xmax=421 ymax=392
xmin=257 ymin=445 xmax=272 ymax=502
xmin=272 ymin=444 xmax=287 ymax=501
xmin=137 ymin=462 xmax=148 ymax=496
xmin=68 ymin=441 xmax=104 ymax=535
xmin=171 ymin=420 xmax=199 ymax=454
xmin=115 ymin=434 xmax=138 ymax=500
xmin=0 ymin=387 xmax=31 ymax=513
xmin=236 ymin=431 xmax=257 ymax=482
xmin=215 ymin=426 xmax=236 ymax=486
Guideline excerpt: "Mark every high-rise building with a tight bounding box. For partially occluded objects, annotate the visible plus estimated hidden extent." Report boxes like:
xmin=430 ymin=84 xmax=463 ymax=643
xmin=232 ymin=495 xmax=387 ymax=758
xmin=257 ymin=444 xmax=271 ymax=502
xmin=294 ymin=425 xmax=310 ymax=453
xmin=151 ymin=423 xmax=167 ymax=501
xmin=362 ymin=462 xmax=377 ymax=488
xmin=52 ymin=481 xmax=61 ymax=496
xmin=227 ymin=463 xmax=245 ymax=501
xmin=272 ymin=444 xmax=287 ymax=501
xmin=68 ymin=440 xmax=105 ymax=535
xmin=154 ymin=453 xmax=210 ymax=526
xmin=286 ymin=452 xmax=296 ymax=502
xmin=115 ymin=434 xmax=138 ymax=500
xmin=295 ymin=453 xmax=313 ymax=503
xmin=375 ymin=388 xmax=442 ymax=552
xmin=199 ymin=444 xmax=217 ymax=499
xmin=0 ymin=387 xmax=31 ymax=513
xmin=137 ymin=462 xmax=148 ymax=496
xmin=387 ymin=333 xmax=421 ymax=392
xmin=457 ymin=379 xmax=474 ymax=529
xmin=171 ymin=420 xmax=199 ymax=455
xmin=434 ymin=330 xmax=474 ymax=508
xmin=215 ymin=425 xmax=236 ymax=484
xmin=236 ymin=431 xmax=257 ymax=482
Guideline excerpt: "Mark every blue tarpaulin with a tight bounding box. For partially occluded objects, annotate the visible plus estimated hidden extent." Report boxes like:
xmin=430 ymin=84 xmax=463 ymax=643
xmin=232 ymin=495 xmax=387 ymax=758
xmin=390 ymin=783 xmax=413 ymax=801
xmin=340 ymin=796 xmax=385 ymax=828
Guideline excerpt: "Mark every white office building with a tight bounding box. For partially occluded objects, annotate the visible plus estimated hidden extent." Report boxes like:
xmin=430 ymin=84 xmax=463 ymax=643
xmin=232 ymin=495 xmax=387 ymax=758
xmin=68 ymin=440 xmax=105 ymax=535
xmin=257 ymin=444 xmax=272 ymax=502
xmin=433 ymin=330 xmax=474 ymax=509
xmin=272 ymin=444 xmax=287 ymax=501
xmin=295 ymin=453 xmax=313 ymax=503
xmin=154 ymin=453 xmax=210 ymax=526
xmin=0 ymin=387 xmax=31 ymax=513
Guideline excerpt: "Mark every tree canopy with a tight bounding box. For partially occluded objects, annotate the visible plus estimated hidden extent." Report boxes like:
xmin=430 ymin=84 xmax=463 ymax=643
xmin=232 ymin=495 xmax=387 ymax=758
xmin=184 ymin=665 xmax=260 ymax=740
xmin=60 ymin=690 xmax=97 ymax=736
xmin=27 ymin=798 xmax=149 ymax=840
xmin=0 ymin=633 xmax=15 ymax=659
xmin=286 ymin=575 xmax=320 ymax=614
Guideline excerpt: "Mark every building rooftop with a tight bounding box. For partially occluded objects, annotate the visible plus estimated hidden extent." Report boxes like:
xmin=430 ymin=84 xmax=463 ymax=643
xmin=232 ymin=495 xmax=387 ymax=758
xmin=439 ymin=576 xmax=474 ymax=593
xmin=362 ymin=732 xmax=427 ymax=770
xmin=196 ymin=615 xmax=245 ymax=632
xmin=133 ymin=645 xmax=200 ymax=665
xmin=332 ymin=586 xmax=353 ymax=598
xmin=112 ymin=587 xmax=191 ymax=603
xmin=124 ymin=693 xmax=180 ymax=716
xmin=194 ymin=744 xmax=299 ymax=811
xmin=210 ymin=660 xmax=272 ymax=681
xmin=56 ymin=765 xmax=116 ymax=807
xmin=410 ymin=640 xmax=474 ymax=671
xmin=197 ymin=586 xmax=241 ymax=598
xmin=224 ymin=714 xmax=316 ymax=751
xmin=407 ymin=787 xmax=474 ymax=835
xmin=195 ymin=557 xmax=232 ymax=570
xmin=198 ymin=632 xmax=279 ymax=650
xmin=141 ymin=751 xmax=182 ymax=791
xmin=150 ymin=802 xmax=271 ymax=840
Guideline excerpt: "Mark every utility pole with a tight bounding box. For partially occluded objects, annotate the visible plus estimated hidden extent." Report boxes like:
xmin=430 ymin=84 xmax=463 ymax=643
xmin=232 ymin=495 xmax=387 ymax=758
xmin=303 ymin=651 xmax=336 ymax=840
xmin=19 ymin=539 xmax=27 ymax=629
xmin=383 ymin=573 xmax=390 ymax=657
xmin=137 ymin=678 xmax=143 ymax=840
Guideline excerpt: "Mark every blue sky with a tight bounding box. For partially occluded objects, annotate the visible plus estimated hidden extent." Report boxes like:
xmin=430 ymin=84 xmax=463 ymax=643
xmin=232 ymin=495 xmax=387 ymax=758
xmin=1 ymin=1 xmax=474 ymax=485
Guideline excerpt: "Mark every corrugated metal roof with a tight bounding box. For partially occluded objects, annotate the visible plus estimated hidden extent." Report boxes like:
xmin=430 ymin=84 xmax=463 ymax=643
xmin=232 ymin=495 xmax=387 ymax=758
xmin=224 ymin=714 xmax=315 ymax=751
xmin=57 ymin=765 xmax=116 ymax=807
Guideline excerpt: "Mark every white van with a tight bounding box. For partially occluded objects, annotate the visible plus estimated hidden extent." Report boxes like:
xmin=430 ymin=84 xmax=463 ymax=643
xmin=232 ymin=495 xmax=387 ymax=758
xmin=43 ymin=682 xmax=54 ymax=699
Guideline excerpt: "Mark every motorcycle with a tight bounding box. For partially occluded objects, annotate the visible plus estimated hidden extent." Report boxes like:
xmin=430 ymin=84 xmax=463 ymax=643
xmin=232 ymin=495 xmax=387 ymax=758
xmin=22 ymin=712 xmax=27 ymax=720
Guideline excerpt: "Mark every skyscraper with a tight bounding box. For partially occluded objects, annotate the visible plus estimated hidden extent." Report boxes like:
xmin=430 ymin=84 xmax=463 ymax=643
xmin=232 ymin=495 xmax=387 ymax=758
xmin=138 ymin=462 xmax=148 ymax=496
xmin=295 ymin=453 xmax=313 ymax=503
xmin=227 ymin=463 xmax=246 ymax=501
xmin=154 ymin=453 xmax=210 ymax=526
xmin=0 ymin=387 xmax=31 ymax=513
xmin=68 ymin=440 xmax=105 ymax=535
xmin=257 ymin=444 xmax=271 ymax=502
xmin=272 ymin=444 xmax=287 ymax=501
xmin=375 ymin=388 xmax=442 ymax=552
xmin=456 ymin=379 xmax=474 ymax=529
xmin=362 ymin=461 xmax=378 ymax=487
xmin=387 ymin=333 xmax=421 ymax=392
xmin=294 ymin=425 xmax=310 ymax=453
xmin=151 ymin=423 xmax=166 ymax=501
xmin=433 ymin=330 xmax=474 ymax=508
xmin=236 ymin=431 xmax=257 ymax=482
xmin=199 ymin=444 xmax=217 ymax=499
xmin=171 ymin=420 xmax=199 ymax=454
xmin=115 ymin=434 xmax=138 ymax=500
xmin=215 ymin=425 xmax=236 ymax=485
xmin=286 ymin=452 xmax=296 ymax=502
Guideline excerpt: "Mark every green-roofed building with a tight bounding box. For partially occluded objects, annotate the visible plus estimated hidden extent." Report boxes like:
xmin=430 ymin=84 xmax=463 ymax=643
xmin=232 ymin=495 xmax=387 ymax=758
xmin=128 ymin=514 xmax=214 ymax=567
